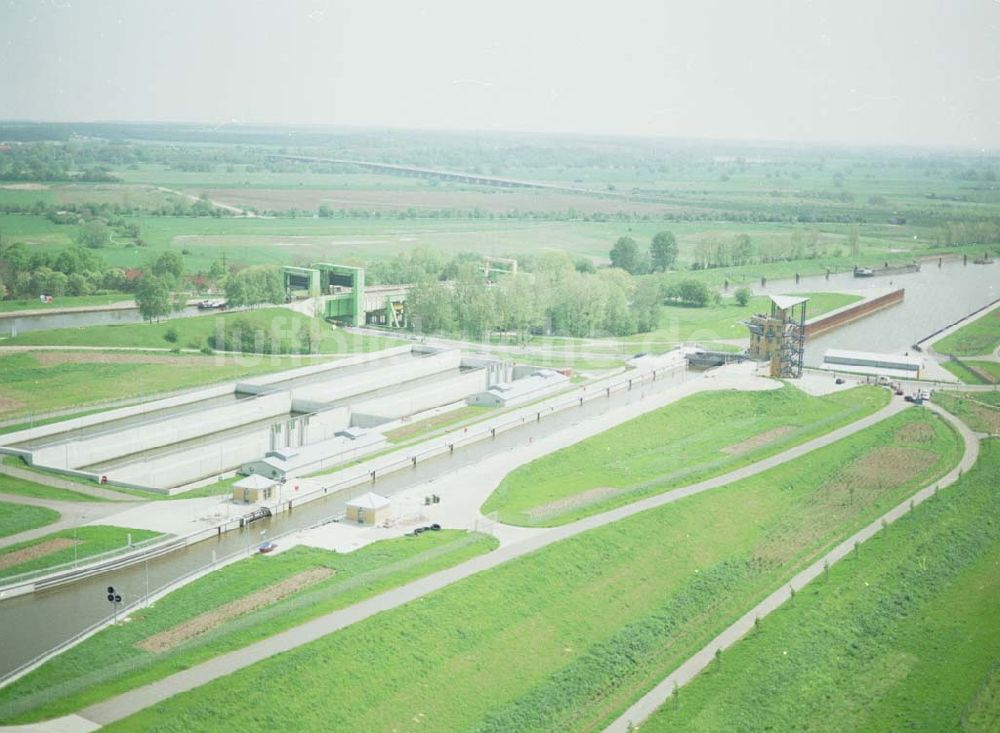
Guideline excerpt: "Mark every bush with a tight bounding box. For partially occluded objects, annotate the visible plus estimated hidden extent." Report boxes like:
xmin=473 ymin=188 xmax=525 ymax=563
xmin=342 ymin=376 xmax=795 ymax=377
xmin=163 ymin=327 xmax=178 ymax=343
xmin=734 ymin=287 xmax=752 ymax=307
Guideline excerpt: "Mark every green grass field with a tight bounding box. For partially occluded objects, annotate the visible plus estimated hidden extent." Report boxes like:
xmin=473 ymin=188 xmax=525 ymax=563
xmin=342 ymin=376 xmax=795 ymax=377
xmin=0 ymin=525 xmax=161 ymax=580
xmin=4 ymin=308 xmax=402 ymax=353
xmin=0 ymin=465 xmax=106 ymax=503
xmin=941 ymin=359 xmax=1000 ymax=385
xmin=0 ymin=501 xmax=59 ymax=539
xmin=627 ymin=291 xmax=861 ymax=345
xmin=101 ymin=408 xmax=960 ymax=733
xmin=933 ymin=391 xmax=1000 ymax=434
xmin=384 ymin=405 xmax=492 ymax=443
xmin=0 ymin=294 xmax=130 ymax=314
xmin=934 ymin=307 xmax=1000 ymax=357
xmin=0 ymin=347 xmax=371 ymax=420
xmin=642 ymin=439 xmax=1000 ymax=733
xmin=483 ymin=384 xmax=890 ymax=526
xmin=0 ymin=531 xmax=498 ymax=723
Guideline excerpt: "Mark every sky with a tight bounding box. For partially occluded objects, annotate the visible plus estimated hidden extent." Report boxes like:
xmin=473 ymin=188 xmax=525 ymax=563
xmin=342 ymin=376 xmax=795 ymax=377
xmin=1 ymin=0 xmax=998 ymax=148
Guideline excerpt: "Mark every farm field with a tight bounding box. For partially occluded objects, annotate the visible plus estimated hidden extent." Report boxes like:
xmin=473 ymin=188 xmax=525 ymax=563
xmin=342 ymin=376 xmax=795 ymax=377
xmin=0 ymin=501 xmax=59 ymax=539
xmin=932 ymin=392 xmax=1000 ymax=434
xmin=934 ymin=306 xmax=1000 ymax=357
xmin=941 ymin=359 xmax=1000 ymax=385
xmin=101 ymin=408 xmax=961 ymax=733
xmin=0 ymin=525 xmax=161 ymax=580
xmin=483 ymin=384 xmax=890 ymax=526
xmin=0 ymin=349 xmax=355 ymax=420
xmin=641 ymin=439 xmax=1000 ymax=733
xmin=0 ymin=531 xmax=498 ymax=723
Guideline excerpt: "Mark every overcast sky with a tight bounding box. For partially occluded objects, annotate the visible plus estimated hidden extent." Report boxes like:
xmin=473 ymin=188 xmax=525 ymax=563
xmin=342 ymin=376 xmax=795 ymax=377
xmin=1 ymin=0 xmax=998 ymax=148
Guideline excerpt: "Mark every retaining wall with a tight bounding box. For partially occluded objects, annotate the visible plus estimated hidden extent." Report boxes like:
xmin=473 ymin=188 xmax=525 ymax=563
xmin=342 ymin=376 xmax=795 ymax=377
xmin=804 ymin=289 xmax=905 ymax=339
xmin=350 ymin=369 xmax=486 ymax=423
xmin=289 ymin=349 xmax=461 ymax=404
xmin=29 ymin=392 xmax=293 ymax=470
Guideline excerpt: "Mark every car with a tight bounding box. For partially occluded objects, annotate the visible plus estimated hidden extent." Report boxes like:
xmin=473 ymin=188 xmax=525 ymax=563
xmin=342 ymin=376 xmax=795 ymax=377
xmin=834 ymin=377 xmax=845 ymax=385
xmin=918 ymin=389 xmax=932 ymax=401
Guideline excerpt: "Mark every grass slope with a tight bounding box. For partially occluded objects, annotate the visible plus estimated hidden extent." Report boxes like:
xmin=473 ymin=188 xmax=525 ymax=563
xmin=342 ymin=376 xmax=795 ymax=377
xmin=103 ymin=408 xmax=960 ymax=733
xmin=484 ymin=384 xmax=890 ymax=526
xmin=0 ymin=349 xmax=351 ymax=419
xmin=0 ymin=469 xmax=105 ymax=503
xmin=0 ymin=525 xmax=161 ymax=580
xmin=0 ymin=501 xmax=59 ymax=539
xmin=933 ymin=392 xmax=1000 ymax=434
xmin=630 ymin=291 xmax=861 ymax=345
xmin=642 ymin=439 xmax=1000 ymax=733
xmin=0 ymin=531 xmax=497 ymax=723
xmin=934 ymin=307 xmax=1000 ymax=357
xmin=4 ymin=308 xmax=402 ymax=353
xmin=941 ymin=359 xmax=1000 ymax=385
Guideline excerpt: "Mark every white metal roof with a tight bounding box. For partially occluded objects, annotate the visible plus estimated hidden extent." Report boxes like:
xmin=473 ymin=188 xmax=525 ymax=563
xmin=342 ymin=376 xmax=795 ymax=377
xmin=823 ymin=348 xmax=923 ymax=369
xmin=233 ymin=475 xmax=278 ymax=490
xmin=770 ymin=294 xmax=810 ymax=310
xmin=346 ymin=492 xmax=391 ymax=510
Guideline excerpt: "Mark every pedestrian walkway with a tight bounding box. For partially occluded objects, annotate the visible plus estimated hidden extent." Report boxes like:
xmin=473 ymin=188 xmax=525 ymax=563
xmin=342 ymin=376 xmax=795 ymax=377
xmin=604 ymin=402 xmax=980 ymax=732
xmin=75 ymin=397 xmax=909 ymax=729
xmin=0 ymin=464 xmax=137 ymax=502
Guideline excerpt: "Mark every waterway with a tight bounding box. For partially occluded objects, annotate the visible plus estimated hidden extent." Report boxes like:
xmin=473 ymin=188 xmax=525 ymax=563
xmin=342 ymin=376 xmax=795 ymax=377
xmin=0 ymin=304 xmax=205 ymax=337
xmin=755 ymin=258 xmax=999 ymax=365
xmin=1 ymin=257 xmax=996 ymax=675
xmin=0 ymin=366 xmax=692 ymax=675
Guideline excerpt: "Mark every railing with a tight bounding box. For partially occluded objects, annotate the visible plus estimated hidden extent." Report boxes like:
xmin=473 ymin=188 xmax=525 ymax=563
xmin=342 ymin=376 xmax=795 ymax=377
xmin=0 ymin=357 xmax=687 ymax=599
xmin=0 ymin=517 xmax=312 ymax=690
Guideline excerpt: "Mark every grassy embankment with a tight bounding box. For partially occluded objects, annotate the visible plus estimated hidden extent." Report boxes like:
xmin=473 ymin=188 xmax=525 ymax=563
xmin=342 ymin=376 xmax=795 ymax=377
xmin=4 ymin=308 xmax=402 ymax=353
xmin=0 ymin=526 xmax=162 ymax=581
xmin=0 ymin=294 xmax=130 ymax=314
xmin=0 ymin=463 xmax=107 ymax=503
xmin=384 ymin=405 xmax=492 ymax=443
xmin=933 ymin=391 xmax=1000 ymax=434
xmin=484 ymin=384 xmax=890 ymax=526
xmin=0 ymin=310 xmax=404 ymax=419
xmin=642 ymin=439 xmax=1000 ymax=733
xmin=0 ymin=502 xmax=59 ymax=539
xmin=486 ymin=292 xmax=861 ymax=355
xmin=102 ymin=408 xmax=960 ymax=733
xmin=941 ymin=359 xmax=1000 ymax=385
xmin=934 ymin=306 xmax=1000 ymax=358
xmin=0 ymin=531 xmax=497 ymax=723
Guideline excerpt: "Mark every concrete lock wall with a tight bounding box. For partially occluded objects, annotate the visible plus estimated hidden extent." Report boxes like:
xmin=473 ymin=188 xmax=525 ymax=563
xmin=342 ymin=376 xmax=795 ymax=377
xmin=804 ymin=289 xmax=905 ymax=339
xmin=31 ymin=392 xmax=292 ymax=470
xmin=301 ymin=406 xmax=351 ymax=444
xmin=290 ymin=350 xmax=461 ymax=405
xmin=351 ymin=369 xmax=486 ymax=423
xmin=108 ymin=424 xmax=274 ymax=488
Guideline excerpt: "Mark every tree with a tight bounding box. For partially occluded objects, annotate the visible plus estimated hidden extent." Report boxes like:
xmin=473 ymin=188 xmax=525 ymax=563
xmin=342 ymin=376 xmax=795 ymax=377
xmin=151 ymin=251 xmax=184 ymax=285
xmin=734 ymin=286 xmax=752 ymax=307
xmin=75 ymin=220 xmax=111 ymax=249
xmin=650 ymin=231 xmax=678 ymax=272
xmin=609 ymin=236 xmax=646 ymax=275
xmin=135 ymin=274 xmax=171 ymax=322
xmin=669 ymin=279 xmax=711 ymax=307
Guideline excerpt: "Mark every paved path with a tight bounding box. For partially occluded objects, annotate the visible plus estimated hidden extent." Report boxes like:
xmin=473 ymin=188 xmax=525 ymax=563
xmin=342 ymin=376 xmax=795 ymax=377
xmin=0 ymin=493 xmax=128 ymax=550
xmin=74 ymin=397 xmax=909 ymax=728
xmin=604 ymin=401 xmax=980 ymax=732
xmin=0 ymin=465 xmax=137 ymax=502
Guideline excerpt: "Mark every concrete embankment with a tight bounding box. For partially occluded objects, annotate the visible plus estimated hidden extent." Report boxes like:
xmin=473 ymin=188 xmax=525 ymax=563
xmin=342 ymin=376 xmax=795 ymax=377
xmin=805 ymin=289 xmax=905 ymax=339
